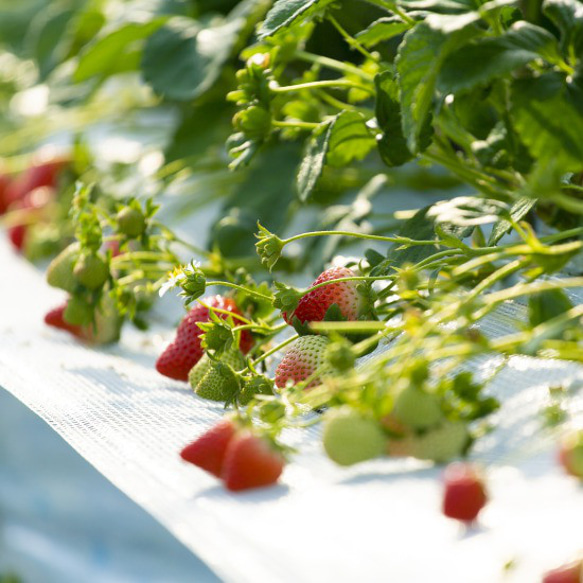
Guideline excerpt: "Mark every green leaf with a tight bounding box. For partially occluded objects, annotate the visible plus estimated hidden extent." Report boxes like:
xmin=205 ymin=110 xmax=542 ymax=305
xmin=399 ymin=0 xmax=475 ymax=13
xmin=488 ymin=197 xmax=537 ymax=245
xmin=543 ymin=0 xmax=583 ymax=55
xmin=141 ymin=17 xmax=233 ymax=101
xmin=165 ymin=102 xmax=232 ymax=164
xmin=74 ymin=20 xmax=166 ymax=82
xmin=439 ymin=22 xmax=563 ymax=94
xmin=512 ymin=73 xmax=583 ymax=173
xmin=326 ymin=111 xmax=376 ymax=167
xmin=388 ymin=206 xmax=439 ymax=267
xmin=357 ymin=17 xmax=413 ymax=47
xmin=427 ymin=196 xmax=509 ymax=227
xmin=396 ymin=12 xmax=482 ymax=152
xmin=297 ymin=112 xmax=375 ymax=201
xmin=375 ymin=71 xmax=415 ymax=167
xmin=258 ymin=0 xmax=336 ymax=38
xmin=27 ymin=7 xmax=75 ymax=80
xmin=297 ymin=120 xmax=333 ymax=203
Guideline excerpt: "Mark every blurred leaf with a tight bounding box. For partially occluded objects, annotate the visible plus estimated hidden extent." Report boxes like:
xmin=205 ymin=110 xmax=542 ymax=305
xmin=543 ymin=0 xmax=583 ymax=55
xmin=376 ymin=71 xmax=419 ymax=167
xmin=428 ymin=196 xmax=509 ymax=226
xmin=297 ymin=120 xmax=332 ymax=203
xmin=142 ymin=17 xmax=232 ymax=101
xmin=528 ymin=288 xmax=573 ymax=328
xmin=396 ymin=13 xmax=482 ymax=152
xmin=297 ymin=111 xmax=374 ymax=202
xmin=74 ymin=19 xmax=166 ymax=82
xmin=27 ymin=6 xmax=75 ymax=80
xmin=488 ymin=197 xmax=537 ymax=245
xmin=165 ymin=102 xmax=233 ymax=164
xmin=512 ymin=73 xmax=583 ymax=173
xmin=439 ymin=22 xmax=563 ymax=94
xmin=357 ymin=17 xmax=413 ymax=47
xmin=326 ymin=111 xmax=376 ymax=167
xmin=214 ymin=143 xmax=301 ymax=256
xmin=258 ymin=0 xmax=336 ymax=39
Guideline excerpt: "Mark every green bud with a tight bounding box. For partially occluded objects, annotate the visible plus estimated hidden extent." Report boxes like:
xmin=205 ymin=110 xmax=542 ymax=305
xmin=117 ymin=207 xmax=146 ymax=237
xmin=254 ymin=223 xmax=284 ymax=271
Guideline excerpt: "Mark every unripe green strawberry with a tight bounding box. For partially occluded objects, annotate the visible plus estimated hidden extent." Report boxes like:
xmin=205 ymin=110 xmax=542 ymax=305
xmin=188 ymin=355 xmax=212 ymax=390
xmin=46 ymin=243 xmax=80 ymax=293
xmin=393 ymin=386 xmax=443 ymax=430
xmin=322 ymin=406 xmax=386 ymax=466
xmin=196 ymin=358 xmax=244 ymax=402
xmin=388 ymin=421 xmax=469 ymax=463
xmin=275 ymin=335 xmax=331 ymax=389
xmin=88 ymin=293 xmax=122 ymax=344
xmin=117 ymin=207 xmax=146 ymax=237
xmin=73 ymin=252 xmax=109 ymax=290
xmin=189 ymin=350 xmax=245 ymax=393
xmin=64 ymin=295 xmax=93 ymax=326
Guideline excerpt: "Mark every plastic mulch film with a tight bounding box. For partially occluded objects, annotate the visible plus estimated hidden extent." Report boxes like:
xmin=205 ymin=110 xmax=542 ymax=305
xmin=1 ymin=239 xmax=583 ymax=583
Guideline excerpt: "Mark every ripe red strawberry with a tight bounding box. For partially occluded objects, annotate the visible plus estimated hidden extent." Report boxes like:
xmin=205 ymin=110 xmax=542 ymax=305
xmin=442 ymin=462 xmax=488 ymax=523
xmin=156 ymin=295 xmax=253 ymax=381
xmin=44 ymin=303 xmax=84 ymax=338
xmin=180 ymin=419 xmax=237 ymax=478
xmin=543 ymin=560 xmax=582 ymax=583
xmin=275 ymin=335 xmax=330 ymax=389
xmin=3 ymin=157 xmax=67 ymax=208
xmin=6 ymin=187 xmax=55 ymax=252
xmin=283 ymin=266 xmax=366 ymax=324
xmin=0 ymin=173 xmax=12 ymax=215
xmin=222 ymin=431 xmax=285 ymax=492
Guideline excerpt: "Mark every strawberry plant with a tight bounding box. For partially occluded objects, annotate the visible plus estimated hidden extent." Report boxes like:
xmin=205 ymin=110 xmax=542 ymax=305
xmin=1 ymin=0 xmax=583 ymax=500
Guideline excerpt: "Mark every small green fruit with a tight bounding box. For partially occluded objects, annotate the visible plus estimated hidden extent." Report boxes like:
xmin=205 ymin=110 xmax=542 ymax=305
xmin=74 ymin=253 xmax=109 ymax=290
xmin=322 ymin=406 xmax=386 ymax=466
xmin=64 ymin=295 xmax=93 ymax=326
xmin=117 ymin=207 xmax=146 ymax=237
xmin=46 ymin=243 xmax=80 ymax=293
xmin=390 ymin=421 xmax=470 ymax=463
xmin=393 ymin=387 xmax=443 ymax=430
xmin=196 ymin=362 xmax=240 ymax=402
xmin=188 ymin=355 xmax=212 ymax=391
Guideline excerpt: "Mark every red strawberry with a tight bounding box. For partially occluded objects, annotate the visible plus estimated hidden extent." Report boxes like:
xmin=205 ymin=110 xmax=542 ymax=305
xmin=442 ymin=462 xmax=488 ymax=523
xmin=284 ymin=266 xmax=365 ymax=324
xmin=222 ymin=431 xmax=285 ymax=492
xmin=0 ymin=173 xmax=12 ymax=215
xmin=180 ymin=419 xmax=237 ymax=478
xmin=543 ymin=560 xmax=582 ymax=583
xmin=275 ymin=335 xmax=330 ymax=389
xmin=4 ymin=157 xmax=67 ymax=208
xmin=156 ymin=295 xmax=253 ymax=381
xmin=6 ymin=187 xmax=55 ymax=252
xmin=44 ymin=304 xmax=85 ymax=339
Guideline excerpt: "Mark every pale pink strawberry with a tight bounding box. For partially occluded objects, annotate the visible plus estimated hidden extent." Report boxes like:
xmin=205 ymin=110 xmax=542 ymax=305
xmin=284 ymin=266 xmax=364 ymax=324
xmin=275 ymin=335 xmax=330 ymax=389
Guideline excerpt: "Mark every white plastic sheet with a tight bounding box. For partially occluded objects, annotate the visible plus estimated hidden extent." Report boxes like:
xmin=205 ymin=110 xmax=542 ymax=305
xmin=1 ymin=239 xmax=583 ymax=583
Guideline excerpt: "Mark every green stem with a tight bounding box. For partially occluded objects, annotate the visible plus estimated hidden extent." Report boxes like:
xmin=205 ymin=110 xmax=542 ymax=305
xmin=283 ymin=229 xmax=437 ymax=247
xmin=293 ymin=49 xmax=374 ymax=81
xmin=206 ymin=281 xmax=273 ymax=301
xmin=378 ymin=0 xmax=416 ymax=24
xmin=327 ymin=14 xmax=379 ymax=62
xmin=272 ymin=120 xmax=320 ymax=130
xmin=250 ymin=334 xmax=299 ymax=369
xmin=270 ymin=79 xmax=374 ymax=95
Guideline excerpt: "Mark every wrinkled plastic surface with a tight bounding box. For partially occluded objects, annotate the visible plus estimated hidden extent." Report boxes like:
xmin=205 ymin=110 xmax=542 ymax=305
xmin=1 ymin=240 xmax=583 ymax=583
